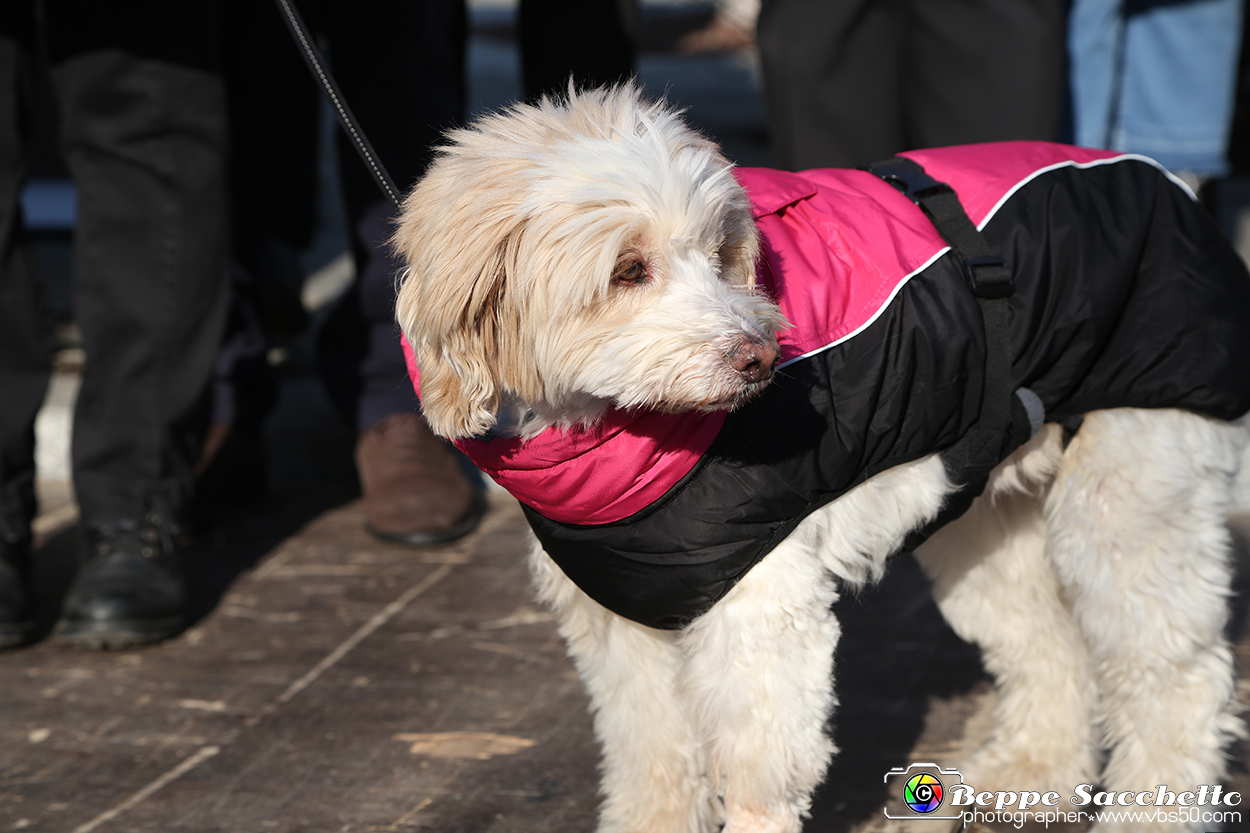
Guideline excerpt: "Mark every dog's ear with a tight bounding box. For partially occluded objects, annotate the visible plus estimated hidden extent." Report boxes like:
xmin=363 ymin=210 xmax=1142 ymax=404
xmin=397 ymin=264 xmax=509 ymax=441
xmin=720 ymin=180 xmax=763 ymax=290
xmin=393 ymin=168 xmax=528 ymax=441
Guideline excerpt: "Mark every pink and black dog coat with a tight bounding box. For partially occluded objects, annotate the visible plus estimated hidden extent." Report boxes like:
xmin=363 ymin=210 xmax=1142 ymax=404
xmin=405 ymin=142 xmax=1250 ymax=629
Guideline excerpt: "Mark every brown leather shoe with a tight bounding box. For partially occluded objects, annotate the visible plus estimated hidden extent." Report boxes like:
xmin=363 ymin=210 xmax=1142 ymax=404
xmin=356 ymin=413 xmax=486 ymax=546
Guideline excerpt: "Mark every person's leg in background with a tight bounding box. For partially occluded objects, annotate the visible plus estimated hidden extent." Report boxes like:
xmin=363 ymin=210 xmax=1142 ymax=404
xmin=0 ymin=1 xmax=48 ymax=649
xmin=46 ymin=0 xmax=231 ymax=648
xmin=1068 ymin=0 xmax=1125 ymax=149
xmin=316 ymin=0 xmax=485 ymax=546
xmin=518 ymin=0 xmax=638 ymax=100
xmin=756 ymin=0 xmax=907 ymax=169
xmin=198 ymin=0 xmax=321 ymax=506
xmin=757 ymin=0 xmax=1065 ymax=170
xmin=908 ymin=0 xmax=1068 ymax=148
xmin=1114 ymin=0 xmax=1243 ymax=183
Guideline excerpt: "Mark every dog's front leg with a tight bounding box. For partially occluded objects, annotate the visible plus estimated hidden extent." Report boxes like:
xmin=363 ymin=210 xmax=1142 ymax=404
xmin=528 ymin=541 xmax=721 ymax=833
xmin=675 ymin=534 xmax=840 ymax=833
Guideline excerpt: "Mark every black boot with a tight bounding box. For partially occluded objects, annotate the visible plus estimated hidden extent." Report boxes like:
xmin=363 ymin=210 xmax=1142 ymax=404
xmin=0 ymin=538 xmax=35 ymax=649
xmin=56 ymin=511 xmax=187 ymax=649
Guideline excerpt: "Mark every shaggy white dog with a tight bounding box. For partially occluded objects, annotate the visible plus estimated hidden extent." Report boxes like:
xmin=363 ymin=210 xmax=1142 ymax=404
xmin=392 ymin=85 xmax=1249 ymax=833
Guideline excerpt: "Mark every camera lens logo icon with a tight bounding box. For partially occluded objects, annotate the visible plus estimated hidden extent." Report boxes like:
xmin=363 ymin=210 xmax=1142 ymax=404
xmin=902 ymin=772 xmax=944 ymax=814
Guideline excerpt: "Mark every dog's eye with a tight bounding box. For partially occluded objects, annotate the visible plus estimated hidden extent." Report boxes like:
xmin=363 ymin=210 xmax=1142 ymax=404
xmin=612 ymin=260 xmax=649 ymax=287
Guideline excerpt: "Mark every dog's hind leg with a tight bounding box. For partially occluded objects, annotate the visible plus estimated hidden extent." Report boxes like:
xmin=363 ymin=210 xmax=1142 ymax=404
xmin=528 ymin=541 xmax=720 ymax=833
xmin=674 ymin=533 xmax=840 ymax=833
xmin=1043 ymin=409 xmax=1244 ymax=831
xmin=914 ymin=429 xmax=1101 ymax=796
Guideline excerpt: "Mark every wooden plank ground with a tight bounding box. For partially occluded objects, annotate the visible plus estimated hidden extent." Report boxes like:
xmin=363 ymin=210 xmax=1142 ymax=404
xmin=7 ymin=492 xmax=1247 ymax=832
xmin=1 ymin=494 xmax=602 ymax=833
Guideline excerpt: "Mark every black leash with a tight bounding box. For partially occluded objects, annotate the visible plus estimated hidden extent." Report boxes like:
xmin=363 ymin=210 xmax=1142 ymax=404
xmin=272 ymin=0 xmax=404 ymax=210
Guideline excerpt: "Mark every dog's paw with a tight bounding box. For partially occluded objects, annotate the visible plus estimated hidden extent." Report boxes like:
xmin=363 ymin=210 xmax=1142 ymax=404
xmin=720 ymin=806 xmax=802 ymax=833
xmin=598 ymin=790 xmax=724 ymax=833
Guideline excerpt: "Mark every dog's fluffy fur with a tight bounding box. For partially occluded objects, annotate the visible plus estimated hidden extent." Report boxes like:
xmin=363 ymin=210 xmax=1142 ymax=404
xmin=394 ymin=85 xmax=1246 ymax=833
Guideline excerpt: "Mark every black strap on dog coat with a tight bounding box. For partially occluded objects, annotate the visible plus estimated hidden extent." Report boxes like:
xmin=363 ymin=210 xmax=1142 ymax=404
xmin=864 ymin=156 xmax=1042 ymax=548
xmin=866 ymin=157 xmax=1021 ymax=480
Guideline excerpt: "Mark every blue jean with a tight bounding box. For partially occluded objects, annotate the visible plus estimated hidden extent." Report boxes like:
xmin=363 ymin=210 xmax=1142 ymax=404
xmin=1069 ymin=0 xmax=1243 ymax=177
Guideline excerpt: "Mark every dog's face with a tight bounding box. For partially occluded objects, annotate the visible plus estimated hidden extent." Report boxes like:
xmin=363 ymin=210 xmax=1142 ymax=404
xmin=393 ymin=85 xmax=787 ymax=440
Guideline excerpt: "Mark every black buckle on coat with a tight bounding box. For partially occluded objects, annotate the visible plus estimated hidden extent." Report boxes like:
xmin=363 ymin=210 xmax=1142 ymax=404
xmin=965 ymin=256 xmax=1014 ymax=299
xmin=862 ymin=156 xmax=950 ymax=202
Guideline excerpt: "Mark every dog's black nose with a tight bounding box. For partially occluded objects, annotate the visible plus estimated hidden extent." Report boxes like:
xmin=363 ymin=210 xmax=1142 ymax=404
xmin=728 ymin=337 xmax=779 ymax=384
